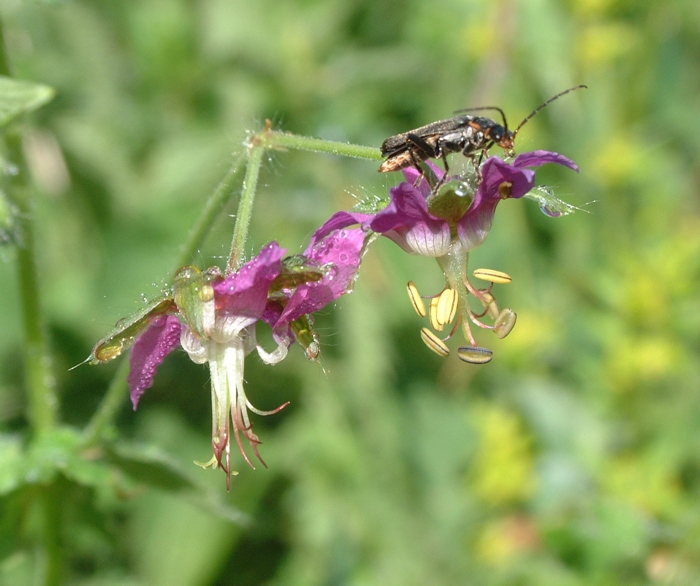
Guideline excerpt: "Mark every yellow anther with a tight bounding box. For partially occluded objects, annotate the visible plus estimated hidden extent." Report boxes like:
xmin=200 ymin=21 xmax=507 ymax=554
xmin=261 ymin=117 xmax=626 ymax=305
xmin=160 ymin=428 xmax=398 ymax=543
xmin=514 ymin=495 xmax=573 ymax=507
xmin=494 ymin=308 xmax=517 ymax=339
xmin=457 ymin=346 xmax=493 ymax=364
xmin=498 ymin=181 xmax=513 ymax=199
xmin=406 ymin=281 xmax=426 ymax=317
xmin=420 ymin=327 xmax=450 ymax=357
xmin=436 ymin=288 xmax=458 ymax=326
xmin=473 ymin=268 xmax=513 ymax=284
xmin=429 ymin=297 xmax=444 ymax=331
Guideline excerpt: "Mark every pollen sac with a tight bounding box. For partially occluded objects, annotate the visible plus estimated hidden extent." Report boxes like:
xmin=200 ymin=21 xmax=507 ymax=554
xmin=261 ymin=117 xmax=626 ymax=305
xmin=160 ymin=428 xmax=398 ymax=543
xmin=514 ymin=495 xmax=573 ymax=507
xmin=494 ymin=308 xmax=517 ymax=339
xmin=473 ymin=268 xmax=513 ymax=285
xmin=406 ymin=281 xmax=427 ymax=317
xmin=457 ymin=345 xmax=493 ymax=364
xmin=436 ymin=288 xmax=458 ymax=326
xmin=429 ymin=297 xmax=444 ymax=331
xmin=420 ymin=327 xmax=450 ymax=357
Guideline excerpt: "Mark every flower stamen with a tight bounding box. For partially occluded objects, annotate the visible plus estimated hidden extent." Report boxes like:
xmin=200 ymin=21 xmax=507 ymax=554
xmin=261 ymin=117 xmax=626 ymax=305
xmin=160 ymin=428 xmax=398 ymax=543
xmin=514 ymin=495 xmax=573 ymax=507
xmin=406 ymin=281 xmax=427 ymax=317
xmin=420 ymin=327 xmax=450 ymax=357
xmin=457 ymin=345 xmax=493 ymax=364
xmin=473 ymin=268 xmax=513 ymax=285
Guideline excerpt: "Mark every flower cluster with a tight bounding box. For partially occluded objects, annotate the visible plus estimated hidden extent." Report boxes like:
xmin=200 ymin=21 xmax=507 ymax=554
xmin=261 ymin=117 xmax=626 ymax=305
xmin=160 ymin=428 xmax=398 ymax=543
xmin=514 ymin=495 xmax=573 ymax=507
xmin=90 ymin=145 xmax=577 ymax=488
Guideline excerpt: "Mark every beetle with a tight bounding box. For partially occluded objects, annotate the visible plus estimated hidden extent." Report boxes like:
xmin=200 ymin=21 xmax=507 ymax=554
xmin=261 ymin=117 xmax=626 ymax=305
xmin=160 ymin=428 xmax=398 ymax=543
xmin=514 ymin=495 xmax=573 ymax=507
xmin=378 ymin=85 xmax=586 ymax=177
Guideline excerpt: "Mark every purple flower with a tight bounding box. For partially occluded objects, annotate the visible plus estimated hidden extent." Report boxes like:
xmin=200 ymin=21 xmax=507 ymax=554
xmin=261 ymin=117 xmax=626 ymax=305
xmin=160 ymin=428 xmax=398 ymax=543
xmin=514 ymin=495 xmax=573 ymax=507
xmin=316 ymin=150 xmax=578 ymax=363
xmin=90 ymin=234 xmax=369 ymax=488
xmin=130 ymin=243 xmax=288 ymax=488
xmin=374 ymin=150 xmax=578 ymax=256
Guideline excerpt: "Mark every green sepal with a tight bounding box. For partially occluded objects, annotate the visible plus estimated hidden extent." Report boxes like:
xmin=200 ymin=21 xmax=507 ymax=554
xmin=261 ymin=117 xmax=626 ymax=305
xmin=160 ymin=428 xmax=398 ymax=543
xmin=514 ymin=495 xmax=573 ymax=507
xmin=173 ymin=265 xmax=223 ymax=338
xmin=525 ymin=185 xmax=583 ymax=217
xmin=0 ymin=75 xmax=55 ymax=129
xmin=290 ymin=314 xmax=321 ymax=362
xmin=90 ymin=295 xmax=178 ymax=364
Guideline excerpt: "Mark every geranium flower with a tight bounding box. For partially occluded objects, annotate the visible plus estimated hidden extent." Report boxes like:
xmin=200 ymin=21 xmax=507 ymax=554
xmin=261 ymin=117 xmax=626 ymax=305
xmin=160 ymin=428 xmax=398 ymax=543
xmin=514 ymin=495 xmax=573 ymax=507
xmin=318 ymin=151 xmax=578 ymax=362
xmin=90 ymin=235 xmax=369 ymax=489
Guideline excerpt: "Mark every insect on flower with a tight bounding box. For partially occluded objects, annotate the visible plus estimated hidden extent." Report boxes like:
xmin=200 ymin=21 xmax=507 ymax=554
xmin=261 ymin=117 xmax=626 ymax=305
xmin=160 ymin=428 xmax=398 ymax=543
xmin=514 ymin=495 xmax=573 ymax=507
xmin=378 ymin=85 xmax=586 ymax=179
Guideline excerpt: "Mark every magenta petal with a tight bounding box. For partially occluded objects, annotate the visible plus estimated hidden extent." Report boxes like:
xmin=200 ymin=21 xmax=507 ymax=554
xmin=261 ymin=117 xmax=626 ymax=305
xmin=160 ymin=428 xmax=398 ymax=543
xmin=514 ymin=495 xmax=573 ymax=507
xmin=401 ymin=161 xmax=443 ymax=196
xmin=214 ymin=242 xmax=285 ymax=318
xmin=128 ymin=314 xmax=182 ymax=409
xmin=513 ymin=150 xmax=579 ymax=173
xmin=370 ymin=182 xmax=451 ymax=256
xmin=309 ymin=211 xmax=373 ymax=246
xmin=271 ymin=227 xmax=367 ymax=338
xmin=479 ymin=157 xmax=536 ymax=200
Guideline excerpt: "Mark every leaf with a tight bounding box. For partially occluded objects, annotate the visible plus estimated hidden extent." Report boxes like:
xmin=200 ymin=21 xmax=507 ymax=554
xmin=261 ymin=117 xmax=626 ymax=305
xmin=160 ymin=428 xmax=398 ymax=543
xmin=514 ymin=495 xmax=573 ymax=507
xmin=0 ymin=434 xmax=25 ymax=495
xmin=0 ymin=76 xmax=55 ymax=128
xmin=26 ymin=427 xmax=114 ymax=488
xmin=106 ymin=442 xmax=200 ymax=491
xmin=106 ymin=442 xmax=250 ymax=525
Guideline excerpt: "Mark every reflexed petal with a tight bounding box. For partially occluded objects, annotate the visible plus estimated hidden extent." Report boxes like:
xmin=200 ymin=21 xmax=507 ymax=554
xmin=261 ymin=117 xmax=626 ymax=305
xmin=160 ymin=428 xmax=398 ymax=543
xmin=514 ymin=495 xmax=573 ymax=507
xmin=513 ymin=149 xmax=579 ymax=172
xmin=274 ymin=227 xmax=368 ymax=333
xmin=214 ymin=242 xmax=285 ymax=318
xmin=308 ymin=210 xmax=373 ymax=246
xmin=128 ymin=314 xmax=182 ymax=409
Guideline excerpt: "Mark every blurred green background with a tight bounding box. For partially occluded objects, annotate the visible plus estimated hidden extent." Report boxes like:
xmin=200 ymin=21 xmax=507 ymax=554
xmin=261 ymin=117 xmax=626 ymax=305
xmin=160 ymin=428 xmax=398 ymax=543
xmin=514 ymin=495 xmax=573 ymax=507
xmin=2 ymin=0 xmax=700 ymax=583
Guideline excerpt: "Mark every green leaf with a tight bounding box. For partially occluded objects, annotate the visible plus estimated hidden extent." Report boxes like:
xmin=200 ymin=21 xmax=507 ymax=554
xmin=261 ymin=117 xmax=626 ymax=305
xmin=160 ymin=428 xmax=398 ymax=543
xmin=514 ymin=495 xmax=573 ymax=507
xmin=26 ymin=427 xmax=113 ymax=488
xmin=107 ymin=442 xmax=199 ymax=491
xmin=107 ymin=442 xmax=249 ymax=525
xmin=0 ymin=434 xmax=25 ymax=495
xmin=0 ymin=76 xmax=55 ymax=129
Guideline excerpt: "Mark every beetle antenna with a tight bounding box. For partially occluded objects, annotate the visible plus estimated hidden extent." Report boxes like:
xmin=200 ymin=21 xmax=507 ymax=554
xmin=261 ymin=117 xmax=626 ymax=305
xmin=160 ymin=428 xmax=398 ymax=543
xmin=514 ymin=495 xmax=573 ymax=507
xmin=513 ymin=85 xmax=587 ymax=137
xmin=454 ymin=106 xmax=508 ymax=131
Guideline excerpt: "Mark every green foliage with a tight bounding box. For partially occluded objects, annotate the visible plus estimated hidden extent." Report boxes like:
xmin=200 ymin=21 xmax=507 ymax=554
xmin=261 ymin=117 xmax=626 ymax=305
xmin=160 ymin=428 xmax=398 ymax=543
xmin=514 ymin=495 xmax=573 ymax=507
xmin=2 ymin=0 xmax=700 ymax=584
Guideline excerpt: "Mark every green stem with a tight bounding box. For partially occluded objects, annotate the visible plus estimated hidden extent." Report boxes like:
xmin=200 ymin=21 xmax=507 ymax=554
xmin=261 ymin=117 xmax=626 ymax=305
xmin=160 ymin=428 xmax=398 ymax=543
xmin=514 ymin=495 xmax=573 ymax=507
xmin=1 ymin=19 xmax=61 ymax=586
xmin=37 ymin=486 xmax=63 ymax=586
xmin=226 ymin=127 xmax=382 ymax=272
xmin=81 ymin=360 xmax=129 ymax=448
xmin=265 ymin=130 xmax=383 ymax=161
xmin=227 ymin=139 xmax=264 ymax=272
xmin=0 ymin=25 xmax=57 ymax=436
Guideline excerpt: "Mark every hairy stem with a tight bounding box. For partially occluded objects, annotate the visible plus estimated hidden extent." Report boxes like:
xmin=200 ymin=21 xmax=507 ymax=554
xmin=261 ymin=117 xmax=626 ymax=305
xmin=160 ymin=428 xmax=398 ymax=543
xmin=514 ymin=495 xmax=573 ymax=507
xmin=0 ymin=24 xmax=57 ymax=435
xmin=226 ymin=124 xmax=382 ymax=271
